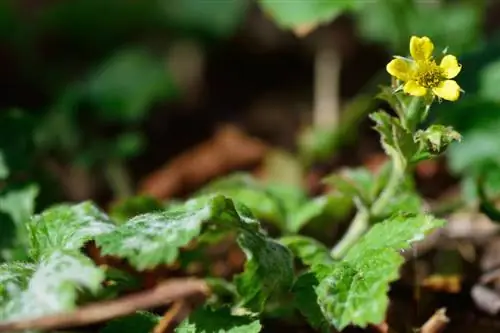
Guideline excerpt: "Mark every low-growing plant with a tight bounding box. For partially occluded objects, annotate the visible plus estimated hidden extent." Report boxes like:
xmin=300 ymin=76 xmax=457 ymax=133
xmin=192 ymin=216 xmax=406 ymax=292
xmin=0 ymin=36 xmax=463 ymax=332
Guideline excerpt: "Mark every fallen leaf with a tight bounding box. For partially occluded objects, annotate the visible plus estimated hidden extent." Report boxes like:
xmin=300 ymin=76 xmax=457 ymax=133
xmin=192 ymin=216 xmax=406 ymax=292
xmin=139 ymin=124 xmax=267 ymax=199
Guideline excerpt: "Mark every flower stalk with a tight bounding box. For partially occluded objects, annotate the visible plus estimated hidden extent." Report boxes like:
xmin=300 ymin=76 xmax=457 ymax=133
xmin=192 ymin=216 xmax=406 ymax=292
xmin=331 ymin=36 xmax=462 ymax=259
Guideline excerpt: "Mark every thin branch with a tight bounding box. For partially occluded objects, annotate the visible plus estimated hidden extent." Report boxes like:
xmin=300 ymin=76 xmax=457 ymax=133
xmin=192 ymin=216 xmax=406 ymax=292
xmin=313 ymin=30 xmax=341 ymax=129
xmin=0 ymin=278 xmax=209 ymax=332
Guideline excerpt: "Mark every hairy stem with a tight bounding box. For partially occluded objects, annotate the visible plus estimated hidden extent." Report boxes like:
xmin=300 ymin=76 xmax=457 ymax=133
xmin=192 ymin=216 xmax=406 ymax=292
xmin=331 ymin=161 xmax=404 ymax=259
xmin=330 ymin=209 xmax=369 ymax=259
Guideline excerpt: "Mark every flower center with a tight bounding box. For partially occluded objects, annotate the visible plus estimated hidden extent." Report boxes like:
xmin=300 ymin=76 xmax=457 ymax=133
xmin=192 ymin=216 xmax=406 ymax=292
xmin=414 ymin=61 xmax=444 ymax=88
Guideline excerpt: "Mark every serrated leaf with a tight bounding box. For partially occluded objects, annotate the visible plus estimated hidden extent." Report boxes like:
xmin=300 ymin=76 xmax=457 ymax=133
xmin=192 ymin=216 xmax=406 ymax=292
xmin=0 ymin=250 xmax=104 ymax=321
xmin=29 ymin=202 xmax=115 ymax=260
xmin=370 ymin=111 xmax=416 ymax=169
xmin=175 ymin=307 xmax=261 ymax=333
xmin=317 ymin=248 xmax=401 ymax=330
xmin=293 ymin=273 xmax=330 ymax=333
xmin=96 ymin=195 xmax=293 ymax=312
xmin=375 ymin=191 xmax=423 ymax=220
xmin=414 ymin=125 xmax=461 ymax=158
xmin=100 ymin=311 xmax=160 ymax=333
xmin=0 ymin=263 xmax=35 ymax=304
xmin=235 ymin=230 xmax=294 ymax=312
xmin=344 ymin=213 xmax=445 ymax=262
xmin=96 ymin=195 xmax=241 ymax=270
xmin=280 ymin=236 xmax=331 ymax=267
xmin=316 ymin=213 xmax=444 ymax=330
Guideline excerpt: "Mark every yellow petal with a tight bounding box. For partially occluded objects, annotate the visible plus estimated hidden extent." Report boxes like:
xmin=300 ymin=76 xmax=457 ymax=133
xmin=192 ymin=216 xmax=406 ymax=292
xmin=403 ymin=80 xmax=427 ymax=97
xmin=432 ymin=80 xmax=461 ymax=101
xmin=386 ymin=58 xmax=412 ymax=81
xmin=439 ymin=55 xmax=461 ymax=79
xmin=410 ymin=36 xmax=434 ymax=61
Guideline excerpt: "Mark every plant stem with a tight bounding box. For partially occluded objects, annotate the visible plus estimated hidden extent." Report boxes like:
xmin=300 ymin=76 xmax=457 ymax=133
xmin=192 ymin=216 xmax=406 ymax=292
xmin=313 ymin=31 xmax=341 ymax=129
xmin=330 ymin=209 xmax=369 ymax=259
xmin=371 ymin=163 xmax=404 ymax=216
xmin=331 ymin=161 xmax=404 ymax=259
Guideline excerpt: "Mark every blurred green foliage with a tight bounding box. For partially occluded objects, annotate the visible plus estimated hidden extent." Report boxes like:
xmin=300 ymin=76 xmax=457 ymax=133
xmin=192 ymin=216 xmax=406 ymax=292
xmin=0 ymin=0 xmax=498 ymax=206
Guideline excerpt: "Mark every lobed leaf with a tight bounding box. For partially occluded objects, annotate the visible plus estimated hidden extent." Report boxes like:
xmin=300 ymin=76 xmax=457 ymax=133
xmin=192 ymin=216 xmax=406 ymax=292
xmin=96 ymin=195 xmax=293 ymax=311
xmin=28 ymin=201 xmax=115 ymax=260
xmin=235 ymin=230 xmax=294 ymax=312
xmin=176 ymin=307 xmax=261 ymax=333
xmin=279 ymin=235 xmax=332 ymax=267
xmin=316 ymin=213 xmax=445 ymax=330
xmin=292 ymin=273 xmax=330 ymax=333
xmin=0 ymin=250 xmax=104 ymax=321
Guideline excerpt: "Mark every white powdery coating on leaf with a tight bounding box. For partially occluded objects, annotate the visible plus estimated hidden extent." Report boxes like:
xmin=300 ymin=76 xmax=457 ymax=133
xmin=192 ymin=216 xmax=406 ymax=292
xmin=1 ymin=251 xmax=104 ymax=321
xmin=30 ymin=201 xmax=115 ymax=254
xmin=121 ymin=205 xmax=212 ymax=251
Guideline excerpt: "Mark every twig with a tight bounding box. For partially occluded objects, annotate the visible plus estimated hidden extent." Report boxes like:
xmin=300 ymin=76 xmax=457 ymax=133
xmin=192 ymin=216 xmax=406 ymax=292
xmin=153 ymin=300 xmax=187 ymax=333
xmin=313 ymin=30 xmax=341 ymax=129
xmin=0 ymin=278 xmax=209 ymax=332
xmin=420 ymin=308 xmax=449 ymax=333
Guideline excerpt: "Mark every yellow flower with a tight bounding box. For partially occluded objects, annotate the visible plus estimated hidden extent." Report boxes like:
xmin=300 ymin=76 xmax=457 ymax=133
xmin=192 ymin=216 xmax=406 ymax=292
xmin=386 ymin=36 xmax=462 ymax=101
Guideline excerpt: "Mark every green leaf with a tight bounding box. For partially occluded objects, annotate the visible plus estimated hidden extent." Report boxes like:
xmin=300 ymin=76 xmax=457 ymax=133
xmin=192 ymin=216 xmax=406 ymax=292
xmin=0 ymin=250 xmax=104 ymax=321
xmin=96 ymin=195 xmax=294 ymax=311
xmin=29 ymin=202 xmax=115 ymax=260
xmin=325 ymin=168 xmax=376 ymax=207
xmin=280 ymin=236 xmax=331 ymax=267
xmin=161 ymin=0 xmax=249 ymax=38
xmin=414 ymin=125 xmax=461 ymax=159
xmin=101 ymin=311 xmax=160 ymax=333
xmin=259 ymin=0 xmax=357 ymax=30
xmin=287 ymin=193 xmax=350 ymax=233
xmin=316 ymin=213 xmax=444 ymax=330
xmin=96 ymin=195 xmax=243 ymax=270
xmin=293 ymin=273 xmax=329 ymax=333
xmin=317 ymin=248 xmax=401 ymax=330
xmin=0 ymin=262 xmax=34 ymax=304
xmin=198 ymin=174 xmax=287 ymax=231
xmin=479 ymin=59 xmax=500 ymax=103
xmin=84 ymin=48 xmax=178 ymax=123
xmin=356 ymin=2 xmax=481 ymax=55
xmin=0 ymin=185 xmax=39 ymax=228
xmin=447 ymin=120 xmax=500 ymax=175
xmin=0 ymin=185 xmax=39 ymax=261
xmin=175 ymin=307 xmax=261 ymax=333
xmin=370 ymin=111 xmax=416 ymax=169
xmin=235 ymin=230 xmax=294 ymax=312
xmin=0 ymin=151 xmax=8 ymax=180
